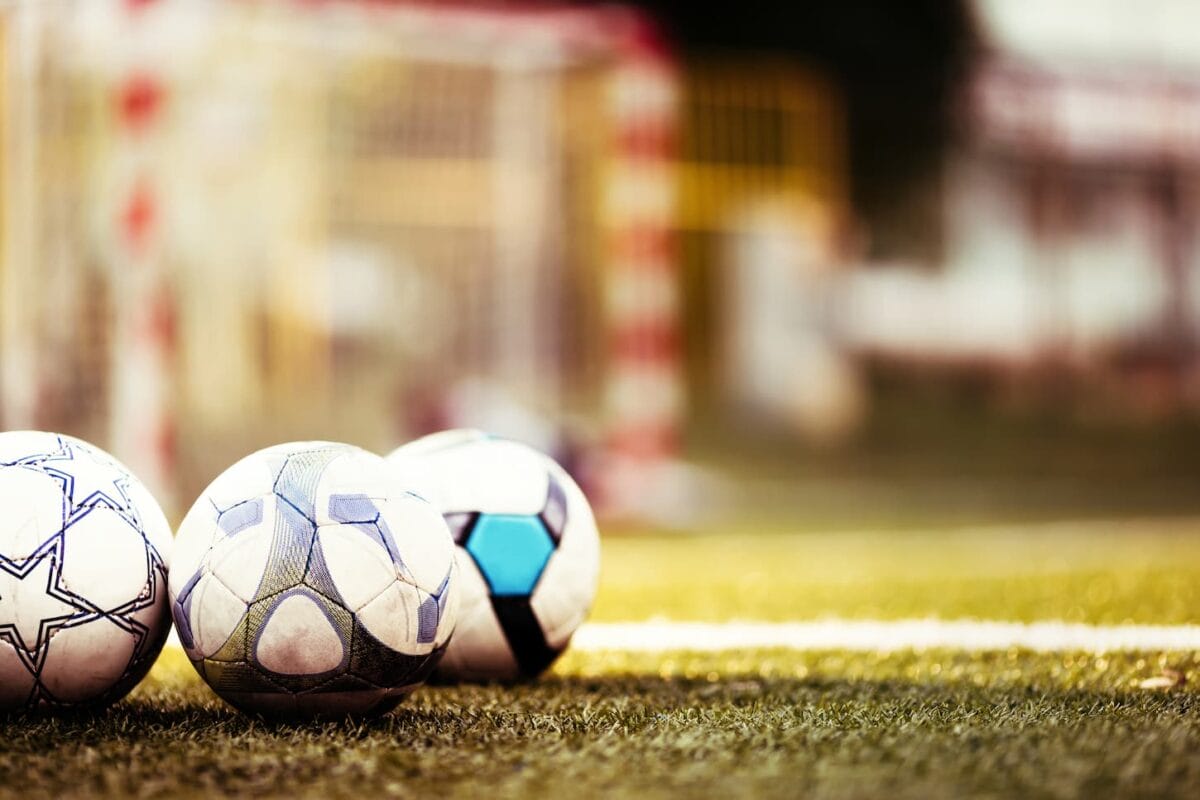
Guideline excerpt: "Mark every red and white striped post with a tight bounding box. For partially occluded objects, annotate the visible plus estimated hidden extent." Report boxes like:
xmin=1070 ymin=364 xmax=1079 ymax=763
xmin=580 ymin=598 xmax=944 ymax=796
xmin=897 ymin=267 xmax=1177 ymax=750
xmin=598 ymin=17 xmax=684 ymax=518
xmin=108 ymin=0 xmax=176 ymax=515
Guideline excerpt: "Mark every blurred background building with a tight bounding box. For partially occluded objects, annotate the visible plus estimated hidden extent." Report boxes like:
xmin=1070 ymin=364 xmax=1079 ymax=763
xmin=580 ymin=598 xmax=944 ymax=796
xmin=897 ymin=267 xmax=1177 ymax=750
xmin=2 ymin=0 xmax=1199 ymax=523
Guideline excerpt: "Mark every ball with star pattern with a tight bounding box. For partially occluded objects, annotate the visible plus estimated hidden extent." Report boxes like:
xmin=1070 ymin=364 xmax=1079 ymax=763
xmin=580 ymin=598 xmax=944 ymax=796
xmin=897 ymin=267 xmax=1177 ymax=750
xmin=0 ymin=431 xmax=173 ymax=712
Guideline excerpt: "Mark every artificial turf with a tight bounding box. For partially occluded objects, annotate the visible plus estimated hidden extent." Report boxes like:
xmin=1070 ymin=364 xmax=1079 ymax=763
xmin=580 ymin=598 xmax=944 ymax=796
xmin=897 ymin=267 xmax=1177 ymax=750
xmin=2 ymin=648 xmax=1198 ymax=799
xmin=596 ymin=518 xmax=1200 ymax=625
xmin=3 ymin=524 xmax=1200 ymax=799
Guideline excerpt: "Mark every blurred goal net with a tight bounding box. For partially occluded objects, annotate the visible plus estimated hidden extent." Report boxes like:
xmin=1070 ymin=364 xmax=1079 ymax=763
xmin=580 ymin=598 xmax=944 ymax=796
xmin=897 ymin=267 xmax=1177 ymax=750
xmin=0 ymin=0 xmax=681 ymax=516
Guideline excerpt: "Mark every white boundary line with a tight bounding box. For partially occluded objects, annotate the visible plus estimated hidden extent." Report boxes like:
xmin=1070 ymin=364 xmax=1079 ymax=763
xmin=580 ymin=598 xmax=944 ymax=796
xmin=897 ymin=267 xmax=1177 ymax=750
xmin=165 ymin=619 xmax=1200 ymax=654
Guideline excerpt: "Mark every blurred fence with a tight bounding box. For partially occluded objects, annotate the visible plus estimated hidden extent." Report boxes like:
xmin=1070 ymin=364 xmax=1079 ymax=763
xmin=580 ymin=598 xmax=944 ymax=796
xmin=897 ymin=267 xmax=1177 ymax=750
xmin=0 ymin=1 xmax=687 ymax=515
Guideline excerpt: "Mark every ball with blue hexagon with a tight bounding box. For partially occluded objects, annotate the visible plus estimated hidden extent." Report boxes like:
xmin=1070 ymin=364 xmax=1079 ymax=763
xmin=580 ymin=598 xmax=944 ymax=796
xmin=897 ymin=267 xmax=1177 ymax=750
xmin=387 ymin=430 xmax=600 ymax=682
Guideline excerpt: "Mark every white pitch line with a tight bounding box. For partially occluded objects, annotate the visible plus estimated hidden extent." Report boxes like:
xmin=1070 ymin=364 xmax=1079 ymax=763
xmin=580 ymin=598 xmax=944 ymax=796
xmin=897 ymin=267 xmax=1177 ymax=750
xmin=164 ymin=619 xmax=1200 ymax=654
xmin=567 ymin=619 xmax=1200 ymax=653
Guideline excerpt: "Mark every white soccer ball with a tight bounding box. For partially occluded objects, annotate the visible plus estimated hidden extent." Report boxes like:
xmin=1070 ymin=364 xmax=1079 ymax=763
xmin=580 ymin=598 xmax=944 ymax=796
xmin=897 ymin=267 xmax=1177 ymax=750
xmin=0 ymin=431 xmax=172 ymax=712
xmin=388 ymin=430 xmax=600 ymax=682
xmin=169 ymin=441 xmax=458 ymax=718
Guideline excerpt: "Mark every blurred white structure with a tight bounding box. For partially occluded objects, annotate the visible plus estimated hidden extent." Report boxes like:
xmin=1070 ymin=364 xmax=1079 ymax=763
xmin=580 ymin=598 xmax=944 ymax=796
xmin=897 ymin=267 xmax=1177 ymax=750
xmin=725 ymin=202 xmax=863 ymax=443
xmin=848 ymin=0 xmax=1200 ymax=370
xmin=710 ymin=0 xmax=1200 ymax=441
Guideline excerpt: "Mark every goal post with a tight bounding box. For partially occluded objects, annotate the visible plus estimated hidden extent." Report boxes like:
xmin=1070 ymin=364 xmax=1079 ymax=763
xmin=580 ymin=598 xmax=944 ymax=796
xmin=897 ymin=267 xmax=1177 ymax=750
xmin=0 ymin=0 xmax=684 ymax=518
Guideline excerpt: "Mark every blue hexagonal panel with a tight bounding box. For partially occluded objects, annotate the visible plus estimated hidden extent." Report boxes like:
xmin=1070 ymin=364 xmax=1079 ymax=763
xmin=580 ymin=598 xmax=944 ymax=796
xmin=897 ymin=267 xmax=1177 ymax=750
xmin=465 ymin=514 xmax=554 ymax=597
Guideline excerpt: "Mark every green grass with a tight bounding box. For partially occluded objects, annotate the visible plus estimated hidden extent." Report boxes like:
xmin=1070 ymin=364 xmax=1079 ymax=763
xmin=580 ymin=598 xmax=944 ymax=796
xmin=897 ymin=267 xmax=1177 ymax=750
xmin=596 ymin=518 xmax=1200 ymax=624
xmin=3 ymin=648 xmax=1199 ymax=799
xmin=5 ymin=522 xmax=1200 ymax=799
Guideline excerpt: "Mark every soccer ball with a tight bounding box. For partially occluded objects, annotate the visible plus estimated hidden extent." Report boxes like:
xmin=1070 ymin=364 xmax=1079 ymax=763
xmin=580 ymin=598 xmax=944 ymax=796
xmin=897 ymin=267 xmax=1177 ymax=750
xmin=387 ymin=430 xmax=600 ymax=682
xmin=0 ymin=431 xmax=172 ymax=712
xmin=169 ymin=441 xmax=458 ymax=718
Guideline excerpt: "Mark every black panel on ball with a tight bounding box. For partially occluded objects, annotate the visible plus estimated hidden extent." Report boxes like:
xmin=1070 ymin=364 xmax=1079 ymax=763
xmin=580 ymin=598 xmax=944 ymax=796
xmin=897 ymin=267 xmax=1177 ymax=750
xmin=443 ymin=512 xmax=479 ymax=546
xmin=490 ymin=596 xmax=562 ymax=678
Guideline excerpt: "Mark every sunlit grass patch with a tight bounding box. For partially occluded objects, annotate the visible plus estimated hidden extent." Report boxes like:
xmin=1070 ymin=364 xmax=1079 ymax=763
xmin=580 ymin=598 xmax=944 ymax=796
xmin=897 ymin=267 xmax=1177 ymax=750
xmin=594 ymin=521 xmax=1200 ymax=624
